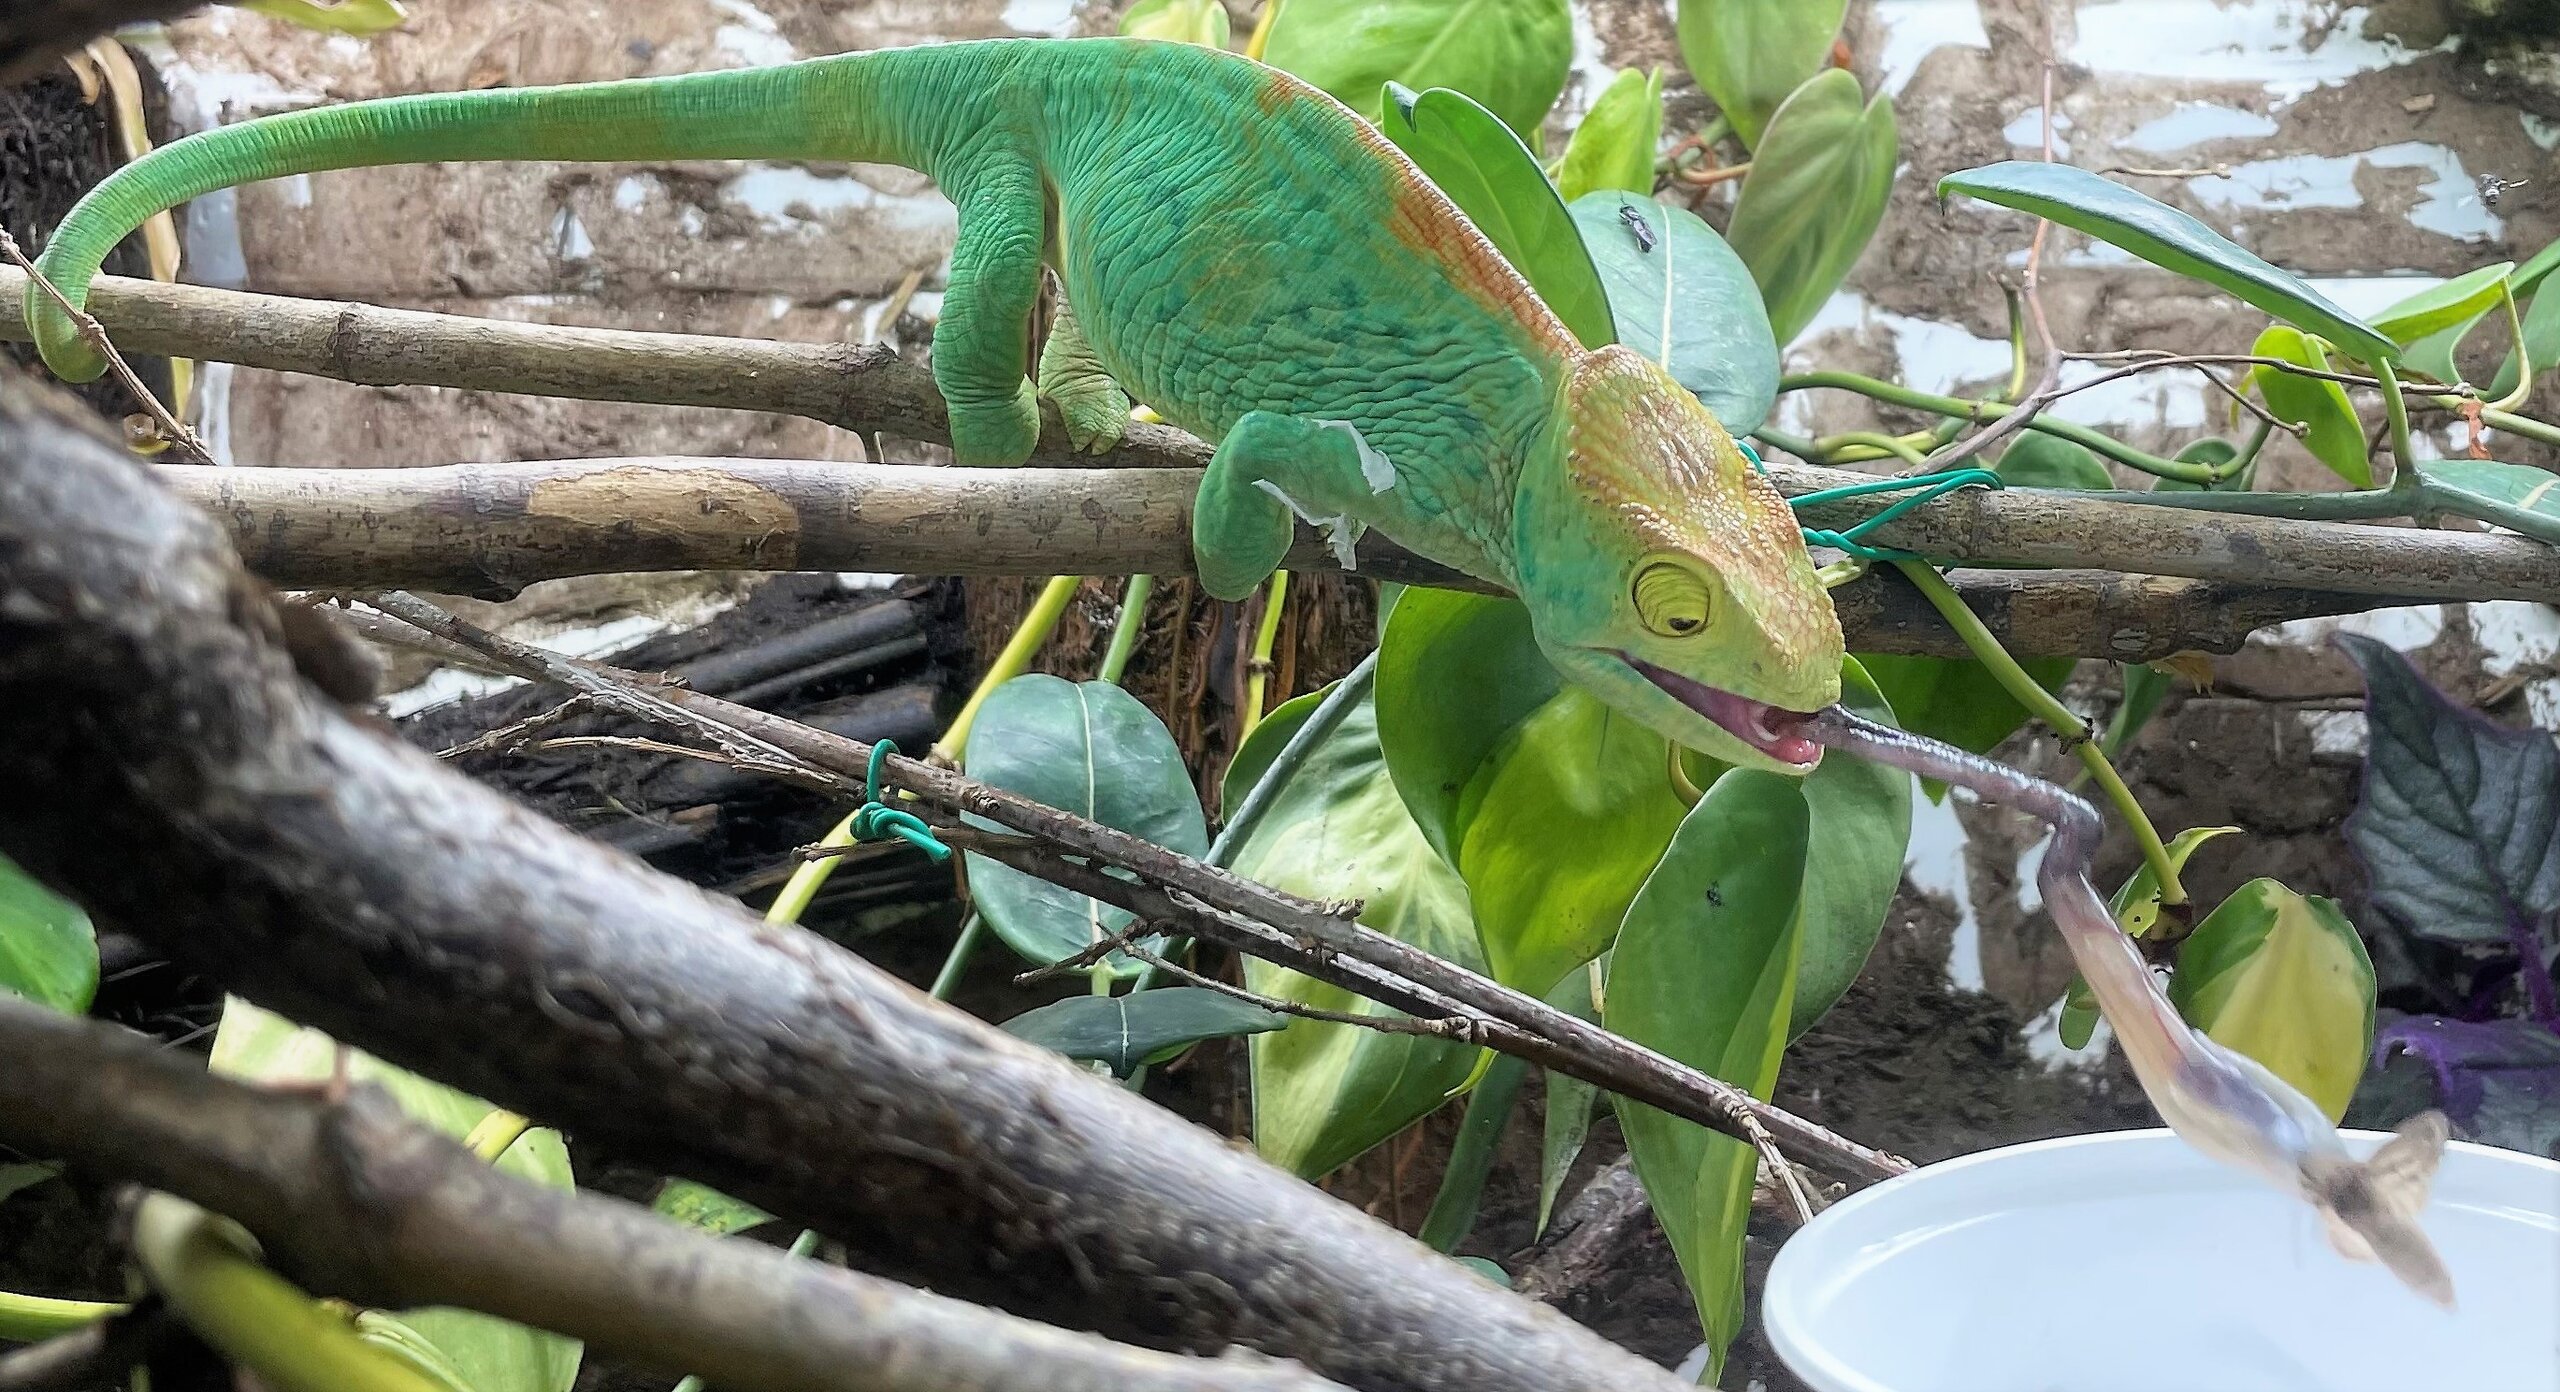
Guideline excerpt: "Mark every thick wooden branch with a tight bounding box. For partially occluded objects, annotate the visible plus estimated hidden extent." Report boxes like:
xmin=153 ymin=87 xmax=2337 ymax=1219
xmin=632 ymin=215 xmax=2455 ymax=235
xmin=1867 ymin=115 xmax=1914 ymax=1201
xmin=0 ymin=1000 xmax=1350 ymax=1392
xmin=13 ymin=269 xmax=2553 ymax=608
xmin=165 ymin=459 xmax=2424 ymax=659
xmin=0 ymin=370 xmax=1689 ymax=1392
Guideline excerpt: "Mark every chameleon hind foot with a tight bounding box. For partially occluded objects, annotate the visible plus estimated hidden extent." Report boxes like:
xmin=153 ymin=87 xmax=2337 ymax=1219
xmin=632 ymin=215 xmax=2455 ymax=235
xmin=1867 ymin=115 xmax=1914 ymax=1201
xmin=1036 ymin=287 xmax=1130 ymax=454
xmin=945 ymin=377 xmax=1043 ymax=467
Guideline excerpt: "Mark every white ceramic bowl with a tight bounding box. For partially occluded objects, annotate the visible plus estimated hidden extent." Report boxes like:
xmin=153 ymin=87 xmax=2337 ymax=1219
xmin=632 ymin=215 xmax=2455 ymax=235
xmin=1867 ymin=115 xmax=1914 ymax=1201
xmin=1764 ymin=1128 xmax=2560 ymax=1392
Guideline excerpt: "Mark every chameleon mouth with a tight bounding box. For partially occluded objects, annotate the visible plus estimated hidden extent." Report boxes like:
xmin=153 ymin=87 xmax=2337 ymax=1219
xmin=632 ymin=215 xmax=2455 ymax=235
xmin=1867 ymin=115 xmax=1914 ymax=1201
xmin=1626 ymin=656 xmax=1821 ymax=768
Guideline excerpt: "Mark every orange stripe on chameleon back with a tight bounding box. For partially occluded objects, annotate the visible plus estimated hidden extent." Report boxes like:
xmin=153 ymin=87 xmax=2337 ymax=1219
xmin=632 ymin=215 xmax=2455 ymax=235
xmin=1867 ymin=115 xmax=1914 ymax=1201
xmin=1249 ymin=67 xmax=1581 ymax=363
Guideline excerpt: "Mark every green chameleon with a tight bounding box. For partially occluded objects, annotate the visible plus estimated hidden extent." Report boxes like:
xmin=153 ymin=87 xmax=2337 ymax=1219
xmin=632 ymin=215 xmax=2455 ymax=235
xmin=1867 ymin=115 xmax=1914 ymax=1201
xmin=25 ymin=36 xmax=1843 ymax=772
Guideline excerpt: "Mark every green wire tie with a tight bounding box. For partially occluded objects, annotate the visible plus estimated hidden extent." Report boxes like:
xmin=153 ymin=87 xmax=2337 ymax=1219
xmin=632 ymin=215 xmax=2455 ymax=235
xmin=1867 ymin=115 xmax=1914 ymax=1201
xmin=1738 ymin=439 xmax=2002 ymax=563
xmin=850 ymin=740 xmax=951 ymax=863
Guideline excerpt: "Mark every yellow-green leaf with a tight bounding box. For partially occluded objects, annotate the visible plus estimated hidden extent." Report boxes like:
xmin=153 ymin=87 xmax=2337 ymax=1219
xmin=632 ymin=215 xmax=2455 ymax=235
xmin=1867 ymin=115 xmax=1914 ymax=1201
xmin=2249 ymin=325 xmax=2371 ymax=487
xmin=235 ymin=0 xmax=407 ymax=34
xmin=2167 ymin=879 xmax=2377 ymax=1120
xmin=211 ymin=1002 xmax=581 ymax=1392
xmin=0 ymin=853 xmax=94 ymax=1016
xmin=1261 ymin=0 xmax=1572 ymax=140
xmin=1456 ymin=686 xmax=1692 ymax=998
xmin=1673 ymin=0 xmax=1846 ymax=150
xmin=2057 ymin=825 xmax=2241 ymax=1050
xmin=1725 ymin=68 xmax=1897 ymax=345
xmin=2370 ymin=262 xmax=2514 ymax=345
xmin=1556 ymin=67 xmax=1662 ymax=202
xmin=1118 ymin=0 xmax=1230 ymax=46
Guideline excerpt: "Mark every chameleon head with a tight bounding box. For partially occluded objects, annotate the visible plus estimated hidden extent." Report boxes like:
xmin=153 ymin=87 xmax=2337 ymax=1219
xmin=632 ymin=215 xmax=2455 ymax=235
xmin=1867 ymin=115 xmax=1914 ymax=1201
xmin=1511 ymin=346 xmax=1844 ymax=775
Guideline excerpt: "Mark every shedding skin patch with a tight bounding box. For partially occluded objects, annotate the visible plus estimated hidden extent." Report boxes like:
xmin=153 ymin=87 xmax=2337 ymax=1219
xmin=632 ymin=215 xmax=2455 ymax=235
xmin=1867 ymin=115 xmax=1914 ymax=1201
xmin=1315 ymin=419 xmax=1399 ymax=494
xmin=1252 ymin=479 xmax=1365 ymax=570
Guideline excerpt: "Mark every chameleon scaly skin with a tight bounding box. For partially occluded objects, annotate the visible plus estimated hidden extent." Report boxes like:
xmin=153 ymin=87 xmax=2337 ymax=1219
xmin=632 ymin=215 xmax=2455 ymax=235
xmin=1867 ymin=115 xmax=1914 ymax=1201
xmin=1799 ymin=704 xmax=2458 ymax=1309
xmin=23 ymin=37 xmax=1841 ymax=774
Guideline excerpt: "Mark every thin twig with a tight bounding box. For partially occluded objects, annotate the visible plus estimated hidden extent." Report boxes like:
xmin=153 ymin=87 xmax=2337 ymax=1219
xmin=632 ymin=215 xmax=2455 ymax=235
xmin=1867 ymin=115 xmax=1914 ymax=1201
xmin=1009 ymin=914 xmax=1169 ymax=986
xmin=436 ymin=696 xmax=594 ymax=760
xmin=1120 ymin=944 xmax=1484 ymax=1041
xmin=520 ymin=733 xmax=844 ymax=794
xmin=0 ymin=229 xmax=208 ymax=462
xmin=2098 ymin=163 xmax=2233 ymax=179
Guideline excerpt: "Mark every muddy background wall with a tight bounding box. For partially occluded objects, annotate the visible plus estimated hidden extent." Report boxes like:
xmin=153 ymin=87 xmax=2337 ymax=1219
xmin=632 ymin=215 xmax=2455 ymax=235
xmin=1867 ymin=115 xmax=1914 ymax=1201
xmin=5 ymin=0 xmax=2557 ymax=1383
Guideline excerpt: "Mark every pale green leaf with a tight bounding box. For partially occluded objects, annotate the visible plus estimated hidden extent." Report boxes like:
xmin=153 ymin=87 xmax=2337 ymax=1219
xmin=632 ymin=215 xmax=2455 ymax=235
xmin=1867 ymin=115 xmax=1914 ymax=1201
xmin=1261 ymin=0 xmax=1573 ymax=140
xmin=1725 ymin=68 xmax=1897 ymax=345
xmin=1376 ymin=590 xmax=1561 ymax=864
xmin=1117 ymin=0 xmax=1230 ymax=46
xmin=2250 ymin=325 xmax=2371 ymax=487
xmin=2169 ymin=879 xmax=2377 ymax=1120
xmin=651 ymin=1179 xmax=773 ymax=1237
xmin=1673 ymin=0 xmax=1846 ymax=149
xmin=1568 ymin=191 xmax=1778 ymax=431
xmin=1556 ymin=67 xmax=1662 ymax=202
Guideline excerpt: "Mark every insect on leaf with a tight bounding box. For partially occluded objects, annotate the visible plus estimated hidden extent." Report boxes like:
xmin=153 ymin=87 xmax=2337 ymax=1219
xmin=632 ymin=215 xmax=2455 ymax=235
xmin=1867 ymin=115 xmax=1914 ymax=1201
xmin=1568 ymin=191 xmax=1778 ymax=432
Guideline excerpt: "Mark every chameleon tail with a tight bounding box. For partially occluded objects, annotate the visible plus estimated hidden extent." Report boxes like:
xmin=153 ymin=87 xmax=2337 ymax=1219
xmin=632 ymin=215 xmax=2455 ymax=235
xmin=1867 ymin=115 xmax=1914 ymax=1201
xmin=24 ymin=47 xmax=975 ymax=381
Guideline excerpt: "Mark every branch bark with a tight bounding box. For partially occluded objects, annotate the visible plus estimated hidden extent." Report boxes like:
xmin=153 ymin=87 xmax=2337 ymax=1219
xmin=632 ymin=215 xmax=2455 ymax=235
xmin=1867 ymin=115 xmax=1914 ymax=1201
xmin=10 ymin=269 xmax=2551 ymax=609
xmin=165 ymin=458 xmax=2429 ymax=659
xmin=0 ymin=1000 xmax=1352 ymax=1392
xmin=0 ymin=370 xmax=1690 ymax=1392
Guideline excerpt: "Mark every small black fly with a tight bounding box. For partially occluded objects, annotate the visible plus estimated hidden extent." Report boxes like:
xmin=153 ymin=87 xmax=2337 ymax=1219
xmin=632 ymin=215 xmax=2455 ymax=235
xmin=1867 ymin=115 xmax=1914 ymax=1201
xmin=1703 ymin=884 xmax=1724 ymax=907
xmin=1619 ymin=202 xmax=1656 ymax=253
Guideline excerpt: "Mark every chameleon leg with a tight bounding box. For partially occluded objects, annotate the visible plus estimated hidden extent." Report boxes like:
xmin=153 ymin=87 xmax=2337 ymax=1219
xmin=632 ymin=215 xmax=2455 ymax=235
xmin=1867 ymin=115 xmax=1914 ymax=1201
xmin=934 ymin=157 xmax=1047 ymax=466
xmin=1192 ymin=410 xmax=1364 ymax=600
xmin=1035 ymin=288 xmax=1130 ymax=454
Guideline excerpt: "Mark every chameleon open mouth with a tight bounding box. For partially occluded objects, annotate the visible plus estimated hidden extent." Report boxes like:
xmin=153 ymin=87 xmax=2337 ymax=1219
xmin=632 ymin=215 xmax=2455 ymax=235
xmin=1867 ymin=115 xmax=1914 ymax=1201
xmin=1626 ymin=656 xmax=1821 ymax=768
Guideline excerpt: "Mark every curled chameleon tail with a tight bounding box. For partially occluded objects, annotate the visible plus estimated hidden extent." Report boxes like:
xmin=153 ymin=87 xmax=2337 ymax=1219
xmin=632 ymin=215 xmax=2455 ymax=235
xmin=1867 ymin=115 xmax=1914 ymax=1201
xmin=1793 ymin=704 xmax=2456 ymax=1308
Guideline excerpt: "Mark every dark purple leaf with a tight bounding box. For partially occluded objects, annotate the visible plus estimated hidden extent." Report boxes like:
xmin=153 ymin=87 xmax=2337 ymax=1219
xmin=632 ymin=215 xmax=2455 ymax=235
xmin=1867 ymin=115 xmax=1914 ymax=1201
xmin=2341 ymin=633 xmax=2560 ymax=954
xmin=2371 ymin=1013 xmax=2560 ymax=1159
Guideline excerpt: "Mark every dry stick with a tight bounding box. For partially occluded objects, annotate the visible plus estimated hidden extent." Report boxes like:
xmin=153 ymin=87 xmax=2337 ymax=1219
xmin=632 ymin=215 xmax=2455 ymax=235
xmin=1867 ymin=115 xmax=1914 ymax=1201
xmin=437 ymin=696 xmax=594 ymax=760
xmin=0 ymin=235 xmax=209 ymax=462
xmin=368 ymin=593 xmax=1906 ymax=1184
xmin=12 ymin=269 xmax=2558 ymax=614
xmin=148 ymin=457 xmax=2560 ymax=615
xmin=0 ymin=1000 xmax=1355 ymax=1392
xmin=0 ymin=378 xmax=1693 ymax=1392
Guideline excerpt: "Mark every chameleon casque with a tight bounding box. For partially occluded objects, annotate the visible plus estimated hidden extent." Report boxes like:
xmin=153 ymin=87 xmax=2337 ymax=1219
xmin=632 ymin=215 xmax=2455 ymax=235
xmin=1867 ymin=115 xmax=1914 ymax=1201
xmin=23 ymin=34 xmax=1842 ymax=775
xmin=26 ymin=33 xmax=2455 ymax=1302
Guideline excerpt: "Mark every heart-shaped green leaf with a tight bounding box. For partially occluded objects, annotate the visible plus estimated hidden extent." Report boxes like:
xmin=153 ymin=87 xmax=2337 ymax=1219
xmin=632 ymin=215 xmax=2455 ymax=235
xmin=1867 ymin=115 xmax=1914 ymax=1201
xmin=1673 ymin=0 xmax=1847 ymax=150
xmin=651 ymin=1180 xmax=773 ymax=1237
xmin=1940 ymin=162 xmax=2397 ymax=365
xmin=2371 ymin=262 xmax=2514 ymax=345
xmin=1003 ymin=987 xmax=1285 ymax=1078
xmin=1457 ymin=685 xmax=1694 ymax=998
xmin=2169 ymin=879 xmax=2376 ymax=1120
xmin=1262 ymin=0 xmax=1572 ymax=141
xmin=2058 ymin=825 xmax=2243 ymax=1050
xmin=1117 ymin=0 xmax=1229 ymax=45
xmin=0 ymin=854 xmax=94 ymax=1016
xmin=1606 ymin=771 xmax=1810 ymax=1381
xmin=962 ymin=675 xmax=1208 ymax=975
xmin=1377 ymin=590 xmax=1562 ymax=863
xmin=1379 ymin=84 xmax=1616 ymax=350
xmin=1785 ymin=658 xmax=1910 ymax=1032
xmin=1568 ymin=191 xmax=1779 ymax=432
xmin=212 ymin=1001 xmax=581 ymax=1392
xmin=1557 ymin=67 xmax=1663 ymax=202
xmin=2249 ymin=325 xmax=2371 ymax=487
xmin=1726 ymin=68 xmax=1898 ymax=345
xmin=1230 ymin=682 xmax=1488 ymax=1178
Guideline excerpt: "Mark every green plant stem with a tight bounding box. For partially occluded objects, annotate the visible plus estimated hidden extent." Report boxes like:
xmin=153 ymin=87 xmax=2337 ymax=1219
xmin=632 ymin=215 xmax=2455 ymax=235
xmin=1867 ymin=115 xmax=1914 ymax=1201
xmin=1416 ymin=1054 xmax=1530 ymax=1254
xmin=1894 ymin=560 xmax=2187 ymax=905
xmin=1812 ymin=429 xmax=1927 ymax=465
xmin=129 ymin=1194 xmax=448 ymax=1392
xmin=1779 ymin=370 xmax=2207 ymax=481
xmin=928 ymin=913 xmax=986 ymax=1001
xmin=1096 ymin=574 xmax=1154 ymax=687
xmin=1237 ymin=570 xmax=1290 ymax=747
xmin=932 ymin=573 xmax=1083 ymax=764
xmin=2377 ymin=362 xmax=2418 ymax=490
xmin=0 ymin=1289 xmax=125 ymax=1343
xmin=2072 ymin=478 xmax=2560 ymax=546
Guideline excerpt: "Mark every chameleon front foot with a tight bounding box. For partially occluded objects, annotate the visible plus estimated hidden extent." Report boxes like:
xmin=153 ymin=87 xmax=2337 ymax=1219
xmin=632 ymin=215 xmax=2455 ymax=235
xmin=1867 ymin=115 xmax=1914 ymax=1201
xmin=1193 ymin=410 xmax=1367 ymax=599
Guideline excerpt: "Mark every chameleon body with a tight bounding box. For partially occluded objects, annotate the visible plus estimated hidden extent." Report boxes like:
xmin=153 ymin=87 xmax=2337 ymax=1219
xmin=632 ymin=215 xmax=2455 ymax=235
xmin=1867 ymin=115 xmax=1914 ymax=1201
xmin=24 ymin=36 xmax=1842 ymax=774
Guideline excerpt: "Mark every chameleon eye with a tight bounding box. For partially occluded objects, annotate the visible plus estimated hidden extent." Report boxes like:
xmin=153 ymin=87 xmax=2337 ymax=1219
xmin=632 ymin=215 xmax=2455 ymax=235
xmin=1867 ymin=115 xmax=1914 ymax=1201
xmin=1631 ymin=560 xmax=1713 ymax=638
